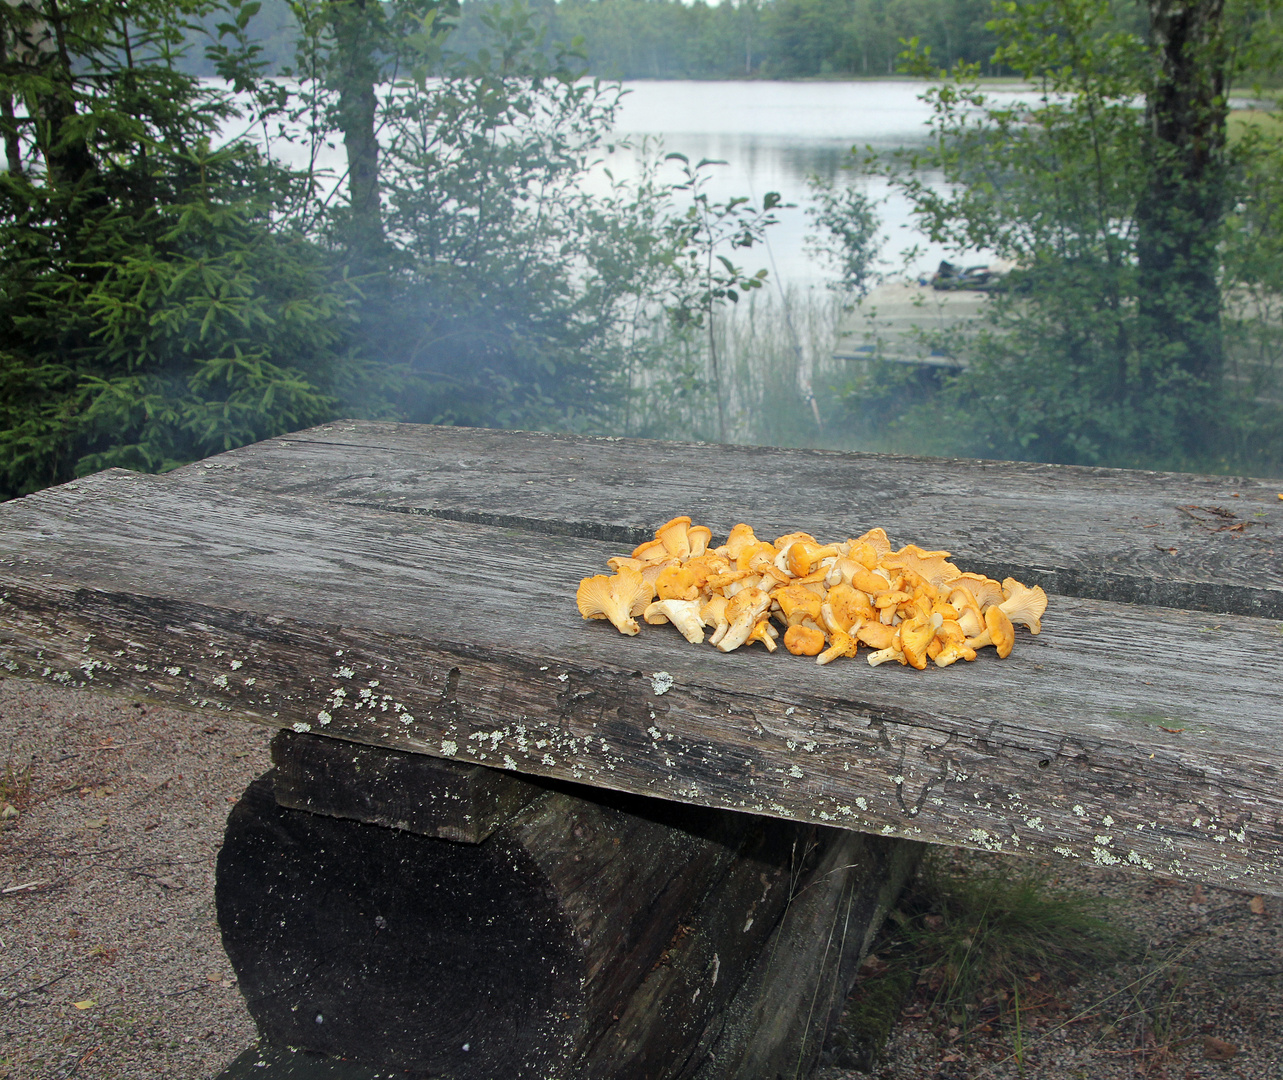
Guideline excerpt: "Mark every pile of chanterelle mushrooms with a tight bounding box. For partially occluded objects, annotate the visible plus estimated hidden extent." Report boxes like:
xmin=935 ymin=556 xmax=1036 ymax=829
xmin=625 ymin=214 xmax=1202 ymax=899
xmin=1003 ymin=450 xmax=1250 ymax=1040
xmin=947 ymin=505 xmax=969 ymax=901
xmin=576 ymin=516 xmax=1047 ymax=668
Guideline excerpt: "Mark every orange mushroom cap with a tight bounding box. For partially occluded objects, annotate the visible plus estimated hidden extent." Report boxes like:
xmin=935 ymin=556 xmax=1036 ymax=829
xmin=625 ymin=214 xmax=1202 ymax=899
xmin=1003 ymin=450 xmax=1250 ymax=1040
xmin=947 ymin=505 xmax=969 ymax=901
xmin=576 ymin=566 xmax=655 ymax=636
xmin=784 ymin=624 xmax=826 ymax=656
xmin=965 ymin=605 xmax=1016 ymax=658
xmin=998 ymin=578 xmax=1048 ymax=635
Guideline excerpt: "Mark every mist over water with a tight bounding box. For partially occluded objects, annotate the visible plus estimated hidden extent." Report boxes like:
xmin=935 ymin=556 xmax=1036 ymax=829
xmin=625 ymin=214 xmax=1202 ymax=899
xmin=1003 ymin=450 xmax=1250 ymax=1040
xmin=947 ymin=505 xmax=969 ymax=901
xmin=597 ymin=80 xmax=1038 ymax=288
xmin=221 ymin=79 xmax=1037 ymax=289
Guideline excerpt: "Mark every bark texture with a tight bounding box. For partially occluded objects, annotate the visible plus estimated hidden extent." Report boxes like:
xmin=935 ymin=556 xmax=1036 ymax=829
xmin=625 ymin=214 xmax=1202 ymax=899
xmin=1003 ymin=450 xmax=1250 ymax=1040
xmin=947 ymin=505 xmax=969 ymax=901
xmin=217 ymin=758 xmax=896 ymax=1078
xmin=1136 ymin=0 xmax=1229 ymax=426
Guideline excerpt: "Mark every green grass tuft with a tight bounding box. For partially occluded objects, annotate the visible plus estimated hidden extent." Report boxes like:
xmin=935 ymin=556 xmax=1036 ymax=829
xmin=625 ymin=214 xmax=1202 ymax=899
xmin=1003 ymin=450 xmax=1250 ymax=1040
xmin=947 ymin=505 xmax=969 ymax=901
xmin=832 ymin=850 xmax=1135 ymax=1069
xmin=902 ymin=852 xmax=1133 ymax=1013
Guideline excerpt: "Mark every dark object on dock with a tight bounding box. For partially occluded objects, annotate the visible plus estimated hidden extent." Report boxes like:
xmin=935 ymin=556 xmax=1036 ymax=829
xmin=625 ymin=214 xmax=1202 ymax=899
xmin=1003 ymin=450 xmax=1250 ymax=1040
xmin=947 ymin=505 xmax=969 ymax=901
xmin=930 ymin=259 xmax=1002 ymax=291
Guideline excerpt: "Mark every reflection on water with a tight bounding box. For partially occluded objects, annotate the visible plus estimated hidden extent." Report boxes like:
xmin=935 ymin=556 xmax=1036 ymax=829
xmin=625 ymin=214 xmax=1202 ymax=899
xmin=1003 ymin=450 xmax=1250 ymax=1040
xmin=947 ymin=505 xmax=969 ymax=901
xmin=222 ymin=78 xmax=1023 ymax=288
xmin=610 ymin=80 xmax=943 ymax=144
xmin=601 ymin=80 xmax=1007 ymax=288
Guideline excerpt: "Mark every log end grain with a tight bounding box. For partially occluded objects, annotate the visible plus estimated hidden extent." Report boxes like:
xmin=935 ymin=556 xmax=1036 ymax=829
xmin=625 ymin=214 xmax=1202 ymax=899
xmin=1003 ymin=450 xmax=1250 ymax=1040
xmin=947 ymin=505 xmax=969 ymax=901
xmin=216 ymin=774 xmax=584 ymax=1078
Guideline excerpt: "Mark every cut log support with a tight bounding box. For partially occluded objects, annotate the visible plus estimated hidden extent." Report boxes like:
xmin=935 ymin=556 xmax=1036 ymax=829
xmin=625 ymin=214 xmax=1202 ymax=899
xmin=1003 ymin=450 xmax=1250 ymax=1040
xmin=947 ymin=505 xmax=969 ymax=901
xmin=695 ymin=830 xmax=921 ymax=1079
xmin=217 ymin=749 xmax=919 ymax=1079
xmin=270 ymin=730 xmax=544 ymax=842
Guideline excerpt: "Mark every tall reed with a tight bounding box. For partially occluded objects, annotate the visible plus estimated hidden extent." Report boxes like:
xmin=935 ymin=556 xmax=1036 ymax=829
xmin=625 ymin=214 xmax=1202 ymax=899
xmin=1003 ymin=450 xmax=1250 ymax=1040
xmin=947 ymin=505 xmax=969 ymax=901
xmin=619 ymin=287 xmax=870 ymax=451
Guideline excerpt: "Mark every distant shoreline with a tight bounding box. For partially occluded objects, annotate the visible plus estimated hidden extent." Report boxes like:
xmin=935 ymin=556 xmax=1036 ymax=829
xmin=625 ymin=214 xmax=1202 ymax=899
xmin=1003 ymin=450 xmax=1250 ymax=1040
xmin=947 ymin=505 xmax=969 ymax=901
xmin=597 ymin=74 xmax=1032 ymax=87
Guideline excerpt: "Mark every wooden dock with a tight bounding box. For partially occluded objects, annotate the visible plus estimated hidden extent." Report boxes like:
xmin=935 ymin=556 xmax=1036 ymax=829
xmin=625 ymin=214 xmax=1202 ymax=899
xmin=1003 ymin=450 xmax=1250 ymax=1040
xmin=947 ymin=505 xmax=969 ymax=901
xmin=833 ymin=281 xmax=991 ymax=366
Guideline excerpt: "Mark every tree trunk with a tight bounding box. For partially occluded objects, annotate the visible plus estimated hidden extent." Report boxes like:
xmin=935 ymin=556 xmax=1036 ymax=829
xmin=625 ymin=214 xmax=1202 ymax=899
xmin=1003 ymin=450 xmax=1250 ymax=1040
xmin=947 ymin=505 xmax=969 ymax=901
xmin=216 ymin=765 xmax=836 ymax=1078
xmin=0 ymin=28 xmax=23 ymax=176
xmin=4 ymin=1 xmax=97 ymax=192
xmin=215 ymin=733 xmax=921 ymax=1079
xmin=1135 ymin=0 xmax=1228 ymax=439
xmin=329 ymin=0 xmax=385 ymax=274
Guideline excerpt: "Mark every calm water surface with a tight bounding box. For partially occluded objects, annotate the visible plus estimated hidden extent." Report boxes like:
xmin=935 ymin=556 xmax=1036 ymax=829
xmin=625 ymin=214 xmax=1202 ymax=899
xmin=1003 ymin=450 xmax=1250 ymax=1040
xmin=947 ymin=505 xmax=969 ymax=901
xmin=230 ymin=80 xmax=1017 ymax=289
xmin=603 ymin=80 xmax=1014 ymax=288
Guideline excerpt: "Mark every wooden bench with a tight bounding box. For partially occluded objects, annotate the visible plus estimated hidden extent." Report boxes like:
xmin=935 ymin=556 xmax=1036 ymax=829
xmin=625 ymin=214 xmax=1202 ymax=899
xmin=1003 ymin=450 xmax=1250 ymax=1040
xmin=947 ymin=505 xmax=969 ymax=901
xmin=1 ymin=420 xmax=1280 ymax=1078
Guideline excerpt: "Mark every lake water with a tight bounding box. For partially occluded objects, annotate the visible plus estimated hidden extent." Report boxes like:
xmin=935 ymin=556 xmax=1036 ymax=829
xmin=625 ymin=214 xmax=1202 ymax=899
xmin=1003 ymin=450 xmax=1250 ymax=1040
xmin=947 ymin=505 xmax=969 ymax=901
xmin=228 ymin=79 xmax=1023 ymax=290
xmin=600 ymin=80 xmax=962 ymax=290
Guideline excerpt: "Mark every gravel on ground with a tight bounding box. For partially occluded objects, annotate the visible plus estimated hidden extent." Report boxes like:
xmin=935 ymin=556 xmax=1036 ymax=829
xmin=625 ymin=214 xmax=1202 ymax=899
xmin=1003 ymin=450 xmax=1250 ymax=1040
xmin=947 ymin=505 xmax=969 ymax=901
xmin=0 ymin=679 xmax=272 ymax=1079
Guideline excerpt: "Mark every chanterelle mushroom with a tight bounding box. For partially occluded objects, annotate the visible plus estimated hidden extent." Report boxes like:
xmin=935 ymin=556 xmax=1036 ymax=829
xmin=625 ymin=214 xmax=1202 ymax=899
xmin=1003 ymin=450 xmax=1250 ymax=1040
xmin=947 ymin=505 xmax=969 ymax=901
xmin=816 ymin=630 xmax=859 ymax=666
xmin=965 ymin=605 xmax=1016 ymax=658
xmin=717 ymin=587 xmax=771 ymax=652
xmin=701 ymin=594 xmax=731 ymax=646
xmin=881 ymin=546 xmax=961 ymax=590
xmin=655 ymin=515 xmax=696 ymax=559
xmin=717 ymin=523 xmax=759 ymax=560
xmin=951 ymin=572 xmax=1005 ymax=611
xmin=773 ymin=584 xmax=823 ymax=627
xmin=899 ymin=612 xmax=941 ymax=671
xmin=998 ymin=578 xmax=1048 ymax=635
xmin=576 ymin=566 xmax=655 ymax=636
xmin=576 ymin=518 xmax=1046 ymax=669
xmin=784 ymin=624 xmax=826 ymax=656
xmin=644 ymin=599 xmax=707 ymax=644
xmin=655 ymin=563 xmax=700 ymax=601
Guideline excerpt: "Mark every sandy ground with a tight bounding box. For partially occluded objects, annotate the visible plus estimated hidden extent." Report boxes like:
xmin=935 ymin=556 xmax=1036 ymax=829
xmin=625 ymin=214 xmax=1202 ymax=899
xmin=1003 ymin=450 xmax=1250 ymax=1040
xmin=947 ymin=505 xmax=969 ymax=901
xmin=2 ymin=676 xmax=1280 ymax=1080
xmin=820 ymin=851 xmax=1283 ymax=1080
xmin=0 ymin=680 xmax=272 ymax=1079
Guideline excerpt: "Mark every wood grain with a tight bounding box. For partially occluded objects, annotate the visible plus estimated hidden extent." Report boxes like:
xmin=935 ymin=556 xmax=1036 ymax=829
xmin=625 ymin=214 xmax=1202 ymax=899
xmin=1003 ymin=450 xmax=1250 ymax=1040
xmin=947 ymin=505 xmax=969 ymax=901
xmin=1 ymin=458 xmax=1280 ymax=894
xmin=693 ymin=834 xmax=922 ymax=1080
xmin=161 ymin=421 xmax=1283 ymax=617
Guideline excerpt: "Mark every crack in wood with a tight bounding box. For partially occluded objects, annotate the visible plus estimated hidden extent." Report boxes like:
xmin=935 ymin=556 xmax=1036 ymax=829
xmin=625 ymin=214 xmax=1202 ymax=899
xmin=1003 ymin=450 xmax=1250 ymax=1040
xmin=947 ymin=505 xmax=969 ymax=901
xmin=345 ymin=502 xmax=654 ymax=549
xmin=891 ymin=730 xmax=957 ymax=818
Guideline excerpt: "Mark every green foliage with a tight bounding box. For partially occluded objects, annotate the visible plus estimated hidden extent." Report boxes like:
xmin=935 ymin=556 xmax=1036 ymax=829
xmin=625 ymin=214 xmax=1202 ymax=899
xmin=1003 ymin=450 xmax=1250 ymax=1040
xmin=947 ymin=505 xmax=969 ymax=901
xmin=1220 ymin=120 xmax=1283 ymax=474
xmin=805 ymin=176 xmax=881 ymax=297
xmin=0 ymin=0 xmax=351 ymax=499
xmin=0 ymin=0 xmax=791 ymax=496
xmin=877 ymin=846 xmax=1129 ymax=1015
xmin=328 ymin=2 xmax=695 ymax=431
xmin=900 ymin=852 xmax=1130 ymax=1013
xmin=829 ymin=849 xmax=1132 ymax=1068
xmin=433 ymin=0 xmax=1008 ymax=81
xmin=662 ymin=153 xmax=782 ymax=439
xmin=861 ymin=0 xmax=1283 ymax=473
xmin=626 ymin=288 xmax=851 ymax=447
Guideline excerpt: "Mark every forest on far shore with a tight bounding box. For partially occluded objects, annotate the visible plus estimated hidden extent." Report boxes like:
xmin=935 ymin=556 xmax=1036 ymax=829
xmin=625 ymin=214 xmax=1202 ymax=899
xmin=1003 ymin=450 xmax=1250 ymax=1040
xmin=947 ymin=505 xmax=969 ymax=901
xmin=179 ymin=0 xmax=1036 ymax=80
xmin=4 ymin=0 xmax=1281 ymax=497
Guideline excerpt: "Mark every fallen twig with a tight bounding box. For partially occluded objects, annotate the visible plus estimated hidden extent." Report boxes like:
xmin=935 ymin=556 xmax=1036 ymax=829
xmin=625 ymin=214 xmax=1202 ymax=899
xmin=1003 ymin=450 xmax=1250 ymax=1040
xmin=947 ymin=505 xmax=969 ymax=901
xmin=0 ymin=955 xmax=36 ymax=981
xmin=162 ymin=982 xmax=211 ymax=998
xmin=66 ymin=1044 xmax=100 ymax=1078
xmin=127 ymin=777 xmax=173 ymax=809
xmin=2 ymin=969 xmax=69 ymax=1005
xmin=2 ymin=879 xmax=50 ymax=894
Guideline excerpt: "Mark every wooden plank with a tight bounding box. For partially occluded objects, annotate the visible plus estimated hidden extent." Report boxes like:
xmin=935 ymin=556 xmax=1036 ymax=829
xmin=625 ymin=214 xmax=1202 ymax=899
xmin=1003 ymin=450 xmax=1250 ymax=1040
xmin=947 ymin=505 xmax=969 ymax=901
xmin=161 ymin=420 xmax=1283 ymax=617
xmin=1 ymin=474 xmax=1280 ymax=895
xmin=693 ymin=835 xmax=923 ymax=1080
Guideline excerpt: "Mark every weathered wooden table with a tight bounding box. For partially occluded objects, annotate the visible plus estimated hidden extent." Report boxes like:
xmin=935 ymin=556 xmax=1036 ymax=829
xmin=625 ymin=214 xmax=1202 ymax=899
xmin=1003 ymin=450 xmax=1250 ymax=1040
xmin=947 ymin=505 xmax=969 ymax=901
xmin=1 ymin=421 xmax=1280 ymax=1078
